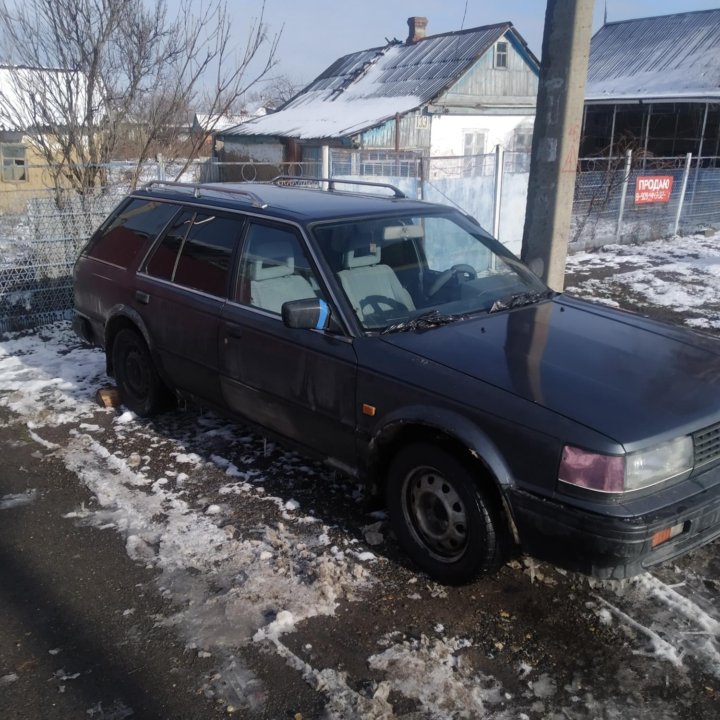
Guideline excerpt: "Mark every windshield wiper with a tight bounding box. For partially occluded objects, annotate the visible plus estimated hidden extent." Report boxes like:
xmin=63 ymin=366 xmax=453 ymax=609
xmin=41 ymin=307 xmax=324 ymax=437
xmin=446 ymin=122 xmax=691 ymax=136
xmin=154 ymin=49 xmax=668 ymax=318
xmin=381 ymin=309 xmax=467 ymax=334
xmin=489 ymin=290 xmax=557 ymax=314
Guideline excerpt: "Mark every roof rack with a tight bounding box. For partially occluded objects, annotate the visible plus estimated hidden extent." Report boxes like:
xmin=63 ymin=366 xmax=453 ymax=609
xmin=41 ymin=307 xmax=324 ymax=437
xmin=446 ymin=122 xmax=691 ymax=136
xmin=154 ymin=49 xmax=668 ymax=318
xmin=271 ymin=176 xmax=406 ymax=199
xmin=141 ymin=180 xmax=268 ymax=208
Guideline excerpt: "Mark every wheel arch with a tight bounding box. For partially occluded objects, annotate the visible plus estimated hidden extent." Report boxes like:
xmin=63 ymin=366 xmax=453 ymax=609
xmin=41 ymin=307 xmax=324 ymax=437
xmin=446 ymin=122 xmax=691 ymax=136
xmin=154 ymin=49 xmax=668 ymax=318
xmin=367 ymin=407 xmax=520 ymax=541
xmin=104 ymin=306 xmax=154 ymax=376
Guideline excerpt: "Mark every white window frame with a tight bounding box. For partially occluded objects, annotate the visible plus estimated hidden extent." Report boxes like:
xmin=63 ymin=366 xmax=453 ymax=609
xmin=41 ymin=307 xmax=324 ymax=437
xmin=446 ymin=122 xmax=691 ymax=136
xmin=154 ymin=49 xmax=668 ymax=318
xmin=511 ymin=129 xmax=533 ymax=172
xmin=1 ymin=143 xmax=28 ymax=183
xmin=494 ymin=41 xmax=509 ymax=69
xmin=463 ymin=131 xmax=488 ymax=177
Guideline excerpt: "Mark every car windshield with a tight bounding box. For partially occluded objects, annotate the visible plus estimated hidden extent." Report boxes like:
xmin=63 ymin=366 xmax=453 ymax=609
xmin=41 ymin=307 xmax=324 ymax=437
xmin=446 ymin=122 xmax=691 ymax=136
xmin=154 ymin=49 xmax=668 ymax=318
xmin=312 ymin=212 xmax=549 ymax=332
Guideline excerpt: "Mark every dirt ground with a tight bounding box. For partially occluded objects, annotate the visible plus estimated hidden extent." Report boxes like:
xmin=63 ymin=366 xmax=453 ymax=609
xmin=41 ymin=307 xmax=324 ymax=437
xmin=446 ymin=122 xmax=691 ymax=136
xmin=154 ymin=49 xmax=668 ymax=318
xmin=1 ymin=372 xmax=719 ymax=719
xmin=2 ymin=256 xmax=720 ymax=717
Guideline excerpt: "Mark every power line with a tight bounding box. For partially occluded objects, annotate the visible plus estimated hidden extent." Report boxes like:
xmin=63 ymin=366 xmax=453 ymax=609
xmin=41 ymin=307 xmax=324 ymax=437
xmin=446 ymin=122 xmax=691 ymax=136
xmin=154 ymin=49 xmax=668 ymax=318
xmin=460 ymin=0 xmax=469 ymax=30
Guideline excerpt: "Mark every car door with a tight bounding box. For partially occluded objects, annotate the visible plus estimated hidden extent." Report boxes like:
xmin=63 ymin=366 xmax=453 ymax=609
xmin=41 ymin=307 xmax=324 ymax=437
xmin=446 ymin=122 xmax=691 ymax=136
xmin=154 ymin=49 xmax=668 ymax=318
xmin=218 ymin=219 xmax=358 ymax=468
xmin=136 ymin=208 xmax=245 ymax=405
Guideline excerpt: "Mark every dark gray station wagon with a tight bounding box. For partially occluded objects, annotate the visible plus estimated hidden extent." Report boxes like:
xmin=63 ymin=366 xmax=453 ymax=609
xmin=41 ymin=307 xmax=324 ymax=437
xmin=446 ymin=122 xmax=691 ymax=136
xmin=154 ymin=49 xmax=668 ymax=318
xmin=73 ymin=179 xmax=720 ymax=584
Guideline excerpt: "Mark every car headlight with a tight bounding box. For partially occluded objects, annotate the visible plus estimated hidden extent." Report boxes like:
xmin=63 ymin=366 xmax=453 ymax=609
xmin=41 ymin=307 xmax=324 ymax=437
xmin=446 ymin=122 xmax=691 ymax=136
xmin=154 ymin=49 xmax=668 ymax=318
xmin=559 ymin=436 xmax=694 ymax=493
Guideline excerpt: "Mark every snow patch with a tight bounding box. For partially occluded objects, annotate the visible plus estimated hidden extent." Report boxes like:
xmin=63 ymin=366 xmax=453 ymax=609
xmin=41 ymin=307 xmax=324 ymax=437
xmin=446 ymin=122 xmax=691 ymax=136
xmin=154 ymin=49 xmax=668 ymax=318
xmin=0 ymin=489 xmax=37 ymax=509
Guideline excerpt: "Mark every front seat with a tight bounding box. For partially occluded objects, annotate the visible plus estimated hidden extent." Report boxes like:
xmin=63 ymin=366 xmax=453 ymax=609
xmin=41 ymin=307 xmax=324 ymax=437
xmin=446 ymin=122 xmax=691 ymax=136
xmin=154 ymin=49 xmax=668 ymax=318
xmin=247 ymin=239 xmax=316 ymax=314
xmin=337 ymin=240 xmax=415 ymax=324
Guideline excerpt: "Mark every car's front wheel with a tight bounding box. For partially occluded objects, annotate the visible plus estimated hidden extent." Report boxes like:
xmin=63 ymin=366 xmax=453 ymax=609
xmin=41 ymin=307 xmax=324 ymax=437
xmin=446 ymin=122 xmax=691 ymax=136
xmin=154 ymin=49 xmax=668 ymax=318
xmin=112 ymin=328 xmax=168 ymax=417
xmin=386 ymin=443 xmax=507 ymax=584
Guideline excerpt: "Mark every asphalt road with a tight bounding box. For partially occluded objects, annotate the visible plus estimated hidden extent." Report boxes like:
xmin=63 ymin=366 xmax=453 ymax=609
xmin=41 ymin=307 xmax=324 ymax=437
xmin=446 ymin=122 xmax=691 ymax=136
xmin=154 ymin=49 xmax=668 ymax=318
xmin=0 ymin=409 xmax=233 ymax=720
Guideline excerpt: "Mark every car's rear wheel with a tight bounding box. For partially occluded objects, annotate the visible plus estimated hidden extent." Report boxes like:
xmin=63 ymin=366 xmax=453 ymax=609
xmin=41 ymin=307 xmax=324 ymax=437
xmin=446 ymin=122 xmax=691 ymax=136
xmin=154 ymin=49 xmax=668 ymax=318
xmin=386 ymin=443 xmax=506 ymax=584
xmin=112 ymin=328 xmax=168 ymax=417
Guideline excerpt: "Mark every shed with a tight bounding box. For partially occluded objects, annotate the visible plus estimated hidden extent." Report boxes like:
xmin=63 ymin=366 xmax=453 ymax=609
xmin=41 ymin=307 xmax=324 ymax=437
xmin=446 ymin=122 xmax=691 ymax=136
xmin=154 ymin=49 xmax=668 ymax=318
xmin=580 ymin=9 xmax=720 ymax=162
xmin=215 ymin=17 xmax=539 ymax=179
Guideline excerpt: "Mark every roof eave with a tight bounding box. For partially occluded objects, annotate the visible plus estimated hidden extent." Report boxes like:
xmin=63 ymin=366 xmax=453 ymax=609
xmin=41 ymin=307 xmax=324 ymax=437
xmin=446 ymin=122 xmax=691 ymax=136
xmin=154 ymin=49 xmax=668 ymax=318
xmin=585 ymin=93 xmax=720 ymax=104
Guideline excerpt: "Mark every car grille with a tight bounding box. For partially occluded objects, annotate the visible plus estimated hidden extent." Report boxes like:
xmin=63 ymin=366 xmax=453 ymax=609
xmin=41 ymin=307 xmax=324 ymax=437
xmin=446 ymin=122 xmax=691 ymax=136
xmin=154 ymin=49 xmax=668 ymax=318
xmin=694 ymin=422 xmax=720 ymax=469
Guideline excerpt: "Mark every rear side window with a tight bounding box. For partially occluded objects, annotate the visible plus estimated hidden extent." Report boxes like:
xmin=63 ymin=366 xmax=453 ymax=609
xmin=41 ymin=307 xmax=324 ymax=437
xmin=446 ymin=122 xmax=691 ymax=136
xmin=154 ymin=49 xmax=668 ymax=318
xmin=84 ymin=198 xmax=178 ymax=268
xmin=145 ymin=211 xmax=243 ymax=297
xmin=145 ymin=210 xmax=194 ymax=281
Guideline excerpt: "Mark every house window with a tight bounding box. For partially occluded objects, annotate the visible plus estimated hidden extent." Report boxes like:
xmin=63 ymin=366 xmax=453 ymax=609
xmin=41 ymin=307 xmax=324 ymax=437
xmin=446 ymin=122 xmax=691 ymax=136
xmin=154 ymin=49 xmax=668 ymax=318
xmin=494 ymin=41 xmax=508 ymax=69
xmin=463 ymin=132 xmax=488 ymax=176
xmin=1 ymin=144 xmax=28 ymax=182
xmin=511 ymin=129 xmax=533 ymax=172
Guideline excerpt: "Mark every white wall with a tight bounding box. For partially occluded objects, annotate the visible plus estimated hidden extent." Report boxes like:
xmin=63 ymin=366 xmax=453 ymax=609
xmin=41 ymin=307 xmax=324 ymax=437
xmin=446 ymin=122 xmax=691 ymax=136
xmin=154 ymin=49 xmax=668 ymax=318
xmin=429 ymin=114 xmax=535 ymax=156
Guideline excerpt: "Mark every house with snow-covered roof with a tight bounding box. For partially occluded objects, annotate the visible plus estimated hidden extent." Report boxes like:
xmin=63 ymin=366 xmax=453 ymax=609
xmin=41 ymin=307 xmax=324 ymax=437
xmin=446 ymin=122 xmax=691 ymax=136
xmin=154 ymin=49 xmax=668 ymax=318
xmin=580 ymin=9 xmax=720 ymax=161
xmin=214 ymin=17 xmax=540 ymax=180
xmin=0 ymin=65 xmax=91 ymax=211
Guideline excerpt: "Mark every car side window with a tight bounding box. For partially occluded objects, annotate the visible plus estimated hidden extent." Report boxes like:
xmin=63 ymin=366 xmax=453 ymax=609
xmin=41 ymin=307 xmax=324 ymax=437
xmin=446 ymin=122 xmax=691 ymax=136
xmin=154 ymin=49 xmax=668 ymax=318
xmin=145 ymin=210 xmax=194 ymax=281
xmin=236 ymin=223 xmax=323 ymax=315
xmin=145 ymin=211 xmax=243 ymax=297
xmin=84 ymin=198 xmax=178 ymax=269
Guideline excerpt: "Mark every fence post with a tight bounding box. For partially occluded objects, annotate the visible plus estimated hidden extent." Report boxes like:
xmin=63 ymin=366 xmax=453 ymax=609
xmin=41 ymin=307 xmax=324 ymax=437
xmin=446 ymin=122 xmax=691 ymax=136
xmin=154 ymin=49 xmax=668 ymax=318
xmin=674 ymin=152 xmax=693 ymax=236
xmin=615 ymin=149 xmax=632 ymax=243
xmin=492 ymin=144 xmax=505 ymax=240
xmin=321 ymin=145 xmax=330 ymax=190
xmin=157 ymin=154 xmax=166 ymax=182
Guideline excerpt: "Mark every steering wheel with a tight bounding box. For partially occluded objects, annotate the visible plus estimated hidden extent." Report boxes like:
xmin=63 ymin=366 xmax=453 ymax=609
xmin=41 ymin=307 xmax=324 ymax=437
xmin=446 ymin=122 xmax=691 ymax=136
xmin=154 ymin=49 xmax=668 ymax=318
xmin=360 ymin=295 xmax=409 ymax=317
xmin=428 ymin=264 xmax=477 ymax=297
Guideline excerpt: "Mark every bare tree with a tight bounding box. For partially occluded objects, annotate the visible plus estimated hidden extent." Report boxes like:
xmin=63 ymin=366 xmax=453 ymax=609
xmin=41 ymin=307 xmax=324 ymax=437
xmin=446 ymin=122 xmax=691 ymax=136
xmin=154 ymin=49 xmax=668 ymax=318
xmin=250 ymin=73 xmax=304 ymax=111
xmin=0 ymin=0 xmax=280 ymax=194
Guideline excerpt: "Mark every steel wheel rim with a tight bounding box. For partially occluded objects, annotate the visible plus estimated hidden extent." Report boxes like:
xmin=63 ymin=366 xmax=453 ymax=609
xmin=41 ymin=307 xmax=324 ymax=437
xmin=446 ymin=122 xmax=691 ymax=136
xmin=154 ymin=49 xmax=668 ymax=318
xmin=123 ymin=346 xmax=149 ymax=400
xmin=401 ymin=465 xmax=468 ymax=563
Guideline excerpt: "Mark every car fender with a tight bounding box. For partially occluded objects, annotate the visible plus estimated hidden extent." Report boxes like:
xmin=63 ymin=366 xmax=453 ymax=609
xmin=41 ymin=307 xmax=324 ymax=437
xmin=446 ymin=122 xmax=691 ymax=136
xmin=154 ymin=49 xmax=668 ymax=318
xmin=368 ymin=406 xmax=521 ymax=541
xmin=105 ymin=304 xmax=154 ymax=352
xmin=103 ymin=304 xmax=172 ymax=385
xmin=369 ymin=405 xmax=515 ymax=491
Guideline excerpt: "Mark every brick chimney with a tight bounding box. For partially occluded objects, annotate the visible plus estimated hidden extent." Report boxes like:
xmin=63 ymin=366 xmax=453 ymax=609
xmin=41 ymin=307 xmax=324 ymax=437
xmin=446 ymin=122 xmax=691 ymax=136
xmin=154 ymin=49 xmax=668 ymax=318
xmin=407 ymin=16 xmax=428 ymax=44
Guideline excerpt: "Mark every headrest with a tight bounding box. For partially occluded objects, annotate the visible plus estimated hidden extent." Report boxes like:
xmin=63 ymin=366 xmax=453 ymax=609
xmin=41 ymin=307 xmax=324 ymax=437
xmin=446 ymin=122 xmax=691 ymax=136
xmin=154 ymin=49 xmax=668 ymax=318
xmin=343 ymin=245 xmax=381 ymax=269
xmin=248 ymin=239 xmax=294 ymax=280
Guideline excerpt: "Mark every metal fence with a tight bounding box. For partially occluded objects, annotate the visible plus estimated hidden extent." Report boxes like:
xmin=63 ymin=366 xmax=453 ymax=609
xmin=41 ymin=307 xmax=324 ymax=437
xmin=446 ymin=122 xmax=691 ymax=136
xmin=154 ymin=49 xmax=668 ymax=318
xmin=0 ymin=187 xmax=124 ymax=333
xmin=2 ymin=150 xmax=720 ymax=333
xmin=571 ymin=153 xmax=720 ymax=249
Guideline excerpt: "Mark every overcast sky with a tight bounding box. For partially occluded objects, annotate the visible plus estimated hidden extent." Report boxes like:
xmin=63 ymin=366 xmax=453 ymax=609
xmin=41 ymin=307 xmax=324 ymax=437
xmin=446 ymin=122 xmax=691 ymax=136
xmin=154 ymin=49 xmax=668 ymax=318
xmin=231 ymin=0 xmax=720 ymax=87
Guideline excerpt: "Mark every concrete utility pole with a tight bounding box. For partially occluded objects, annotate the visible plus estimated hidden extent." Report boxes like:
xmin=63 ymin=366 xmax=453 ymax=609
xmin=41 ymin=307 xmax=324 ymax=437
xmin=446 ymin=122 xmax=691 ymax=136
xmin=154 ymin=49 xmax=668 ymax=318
xmin=521 ymin=0 xmax=595 ymax=290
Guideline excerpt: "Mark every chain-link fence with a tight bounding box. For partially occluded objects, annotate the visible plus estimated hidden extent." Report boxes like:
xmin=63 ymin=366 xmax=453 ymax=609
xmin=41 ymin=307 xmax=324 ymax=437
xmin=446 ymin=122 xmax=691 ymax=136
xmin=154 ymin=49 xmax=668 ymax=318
xmin=571 ymin=153 xmax=720 ymax=250
xmin=0 ymin=187 xmax=125 ymax=333
xmin=2 ymin=150 xmax=720 ymax=333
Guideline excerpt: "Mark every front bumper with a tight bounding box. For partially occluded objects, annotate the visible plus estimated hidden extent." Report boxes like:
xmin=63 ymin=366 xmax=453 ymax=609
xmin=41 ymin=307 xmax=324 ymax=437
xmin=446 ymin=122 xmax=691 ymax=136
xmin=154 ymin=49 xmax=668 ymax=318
xmin=510 ymin=474 xmax=720 ymax=578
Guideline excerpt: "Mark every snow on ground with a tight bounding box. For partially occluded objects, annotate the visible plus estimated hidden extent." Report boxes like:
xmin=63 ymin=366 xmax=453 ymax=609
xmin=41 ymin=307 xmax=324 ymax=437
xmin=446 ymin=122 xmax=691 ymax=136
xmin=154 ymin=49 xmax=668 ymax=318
xmin=0 ymin=325 xmax=379 ymax=713
xmin=3 ymin=232 xmax=720 ymax=717
xmin=566 ymin=229 xmax=720 ymax=329
xmin=0 ymin=489 xmax=37 ymax=509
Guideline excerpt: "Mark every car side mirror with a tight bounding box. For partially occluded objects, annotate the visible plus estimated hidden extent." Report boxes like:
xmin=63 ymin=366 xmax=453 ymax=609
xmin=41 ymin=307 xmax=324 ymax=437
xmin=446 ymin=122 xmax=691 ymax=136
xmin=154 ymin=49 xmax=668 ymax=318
xmin=282 ymin=298 xmax=341 ymax=333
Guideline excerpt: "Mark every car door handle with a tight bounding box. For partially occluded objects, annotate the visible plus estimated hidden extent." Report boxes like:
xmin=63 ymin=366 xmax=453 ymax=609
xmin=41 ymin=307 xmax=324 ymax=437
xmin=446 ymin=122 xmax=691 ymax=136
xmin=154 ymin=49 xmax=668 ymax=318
xmin=135 ymin=290 xmax=150 ymax=305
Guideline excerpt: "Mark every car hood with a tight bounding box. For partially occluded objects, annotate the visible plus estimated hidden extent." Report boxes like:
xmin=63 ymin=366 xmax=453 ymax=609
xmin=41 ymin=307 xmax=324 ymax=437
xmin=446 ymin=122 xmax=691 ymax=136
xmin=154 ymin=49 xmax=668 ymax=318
xmin=380 ymin=296 xmax=720 ymax=448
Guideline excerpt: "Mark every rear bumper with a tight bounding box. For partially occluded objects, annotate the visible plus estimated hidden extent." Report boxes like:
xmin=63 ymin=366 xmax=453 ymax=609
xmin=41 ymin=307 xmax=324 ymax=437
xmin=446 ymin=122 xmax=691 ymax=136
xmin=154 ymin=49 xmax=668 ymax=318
xmin=510 ymin=475 xmax=720 ymax=578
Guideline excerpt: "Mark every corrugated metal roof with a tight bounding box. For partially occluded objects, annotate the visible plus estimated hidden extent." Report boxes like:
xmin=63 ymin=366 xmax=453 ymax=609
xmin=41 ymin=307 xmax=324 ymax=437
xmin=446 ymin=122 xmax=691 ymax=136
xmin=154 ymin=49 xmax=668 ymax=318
xmin=225 ymin=23 xmax=534 ymax=140
xmin=586 ymin=9 xmax=720 ymax=102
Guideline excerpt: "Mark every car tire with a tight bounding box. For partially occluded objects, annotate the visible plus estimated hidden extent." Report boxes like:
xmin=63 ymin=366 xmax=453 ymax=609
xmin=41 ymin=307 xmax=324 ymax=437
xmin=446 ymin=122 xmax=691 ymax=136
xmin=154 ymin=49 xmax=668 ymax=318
xmin=386 ymin=443 xmax=506 ymax=585
xmin=112 ymin=328 xmax=168 ymax=417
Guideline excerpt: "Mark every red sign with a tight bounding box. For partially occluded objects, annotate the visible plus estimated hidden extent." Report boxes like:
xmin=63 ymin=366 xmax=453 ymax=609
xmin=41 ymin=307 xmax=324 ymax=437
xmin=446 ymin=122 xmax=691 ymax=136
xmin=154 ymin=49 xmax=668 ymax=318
xmin=635 ymin=176 xmax=674 ymax=204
